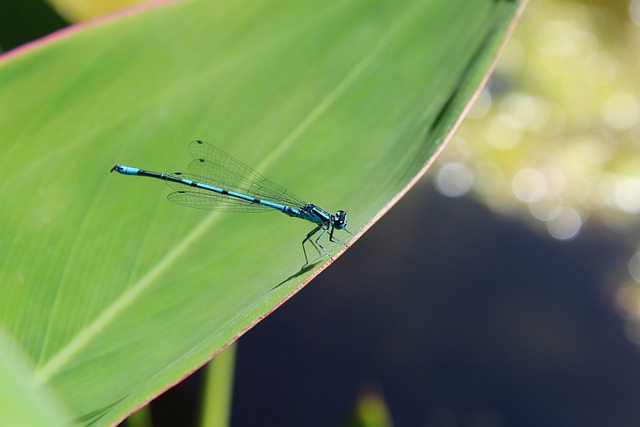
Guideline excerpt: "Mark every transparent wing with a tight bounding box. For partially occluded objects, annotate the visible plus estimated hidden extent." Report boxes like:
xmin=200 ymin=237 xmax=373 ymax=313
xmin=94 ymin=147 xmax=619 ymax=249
xmin=167 ymin=189 xmax=276 ymax=212
xmin=184 ymin=140 xmax=306 ymax=207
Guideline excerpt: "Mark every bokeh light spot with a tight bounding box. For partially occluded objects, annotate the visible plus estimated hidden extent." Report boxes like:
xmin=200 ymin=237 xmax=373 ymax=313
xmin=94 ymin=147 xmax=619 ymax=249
xmin=435 ymin=162 xmax=473 ymax=198
xmin=512 ymin=168 xmax=547 ymax=203
xmin=613 ymin=176 xmax=640 ymax=213
xmin=485 ymin=114 xmax=523 ymax=149
xmin=545 ymin=206 xmax=582 ymax=240
xmin=603 ymin=93 xmax=640 ymax=130
xmin=629 ymin=252 xmax=640 ymax=283
xmin=630 ymin=0 xmax=640 ymax=26
xmin=499 ymin=93 xmax=550 ymax=131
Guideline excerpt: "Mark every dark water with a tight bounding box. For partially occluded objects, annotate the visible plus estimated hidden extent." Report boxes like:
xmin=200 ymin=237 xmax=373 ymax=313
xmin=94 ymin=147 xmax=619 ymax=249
xmin=151 ymin=182 xmax=640 ymax=427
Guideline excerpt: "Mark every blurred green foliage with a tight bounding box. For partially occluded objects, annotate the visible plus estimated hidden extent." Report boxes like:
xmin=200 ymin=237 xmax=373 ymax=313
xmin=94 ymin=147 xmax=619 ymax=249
xmin=432 ymin=0 xmax=640 ymax=342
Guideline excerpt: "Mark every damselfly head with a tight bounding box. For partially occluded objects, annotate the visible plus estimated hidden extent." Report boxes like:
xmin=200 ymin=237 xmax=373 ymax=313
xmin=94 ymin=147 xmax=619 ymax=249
xmin=333 ymin=210 xmax=347 ymax=229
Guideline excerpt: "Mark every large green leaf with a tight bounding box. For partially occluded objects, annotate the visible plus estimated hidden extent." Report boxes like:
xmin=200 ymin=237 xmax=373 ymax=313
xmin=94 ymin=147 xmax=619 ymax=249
xmin=0 ymin=0 xmax=524 ymax=425
xmin=0 ymin=327 xmax=70 ymax=427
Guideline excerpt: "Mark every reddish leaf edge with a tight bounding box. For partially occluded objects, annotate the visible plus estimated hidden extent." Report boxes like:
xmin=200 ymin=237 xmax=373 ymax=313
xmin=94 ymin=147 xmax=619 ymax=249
xmin=111 ymin=1 xmax=529 ymax=426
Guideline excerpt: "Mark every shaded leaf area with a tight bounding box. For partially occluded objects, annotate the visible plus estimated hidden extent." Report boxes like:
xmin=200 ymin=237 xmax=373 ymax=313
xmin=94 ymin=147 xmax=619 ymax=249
xmin=0 ymin=0 xmax=523 ymax=425
xmin=0 ymin=327 xmax=70 ymax=427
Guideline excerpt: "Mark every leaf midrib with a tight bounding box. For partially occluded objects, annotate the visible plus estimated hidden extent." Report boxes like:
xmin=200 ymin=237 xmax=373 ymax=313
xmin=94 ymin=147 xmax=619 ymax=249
xmin=32 ymin=0 xmax=427 ymax=385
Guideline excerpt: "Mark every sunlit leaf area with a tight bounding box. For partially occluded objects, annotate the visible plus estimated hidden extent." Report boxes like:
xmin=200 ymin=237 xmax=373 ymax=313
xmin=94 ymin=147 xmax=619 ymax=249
xmin=9 ymin=0 xmax=640 ymax=424
xmin=431 ymin=0 xmax=640 ymax=342
xmin=0 ymin=0 xmax=525 ymax=425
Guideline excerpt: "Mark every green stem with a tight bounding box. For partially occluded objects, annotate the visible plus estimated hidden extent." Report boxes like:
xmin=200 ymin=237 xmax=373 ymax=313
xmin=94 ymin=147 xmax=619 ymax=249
xmin=199 ymin=342 xmax=237 ymax=427
xmin=126 ymin=405 xmax=152 ymax=427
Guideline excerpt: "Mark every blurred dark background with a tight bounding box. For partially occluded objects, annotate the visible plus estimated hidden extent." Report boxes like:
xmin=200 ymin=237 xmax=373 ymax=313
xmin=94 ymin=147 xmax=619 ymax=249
xmin=150 ymin=182 xmax=640 ymax=427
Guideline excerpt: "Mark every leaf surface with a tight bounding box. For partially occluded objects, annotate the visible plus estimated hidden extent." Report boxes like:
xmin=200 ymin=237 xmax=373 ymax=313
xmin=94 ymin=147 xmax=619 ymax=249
xmin=0 ymin=0 xmax=525 ymax=424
